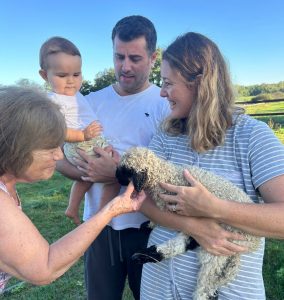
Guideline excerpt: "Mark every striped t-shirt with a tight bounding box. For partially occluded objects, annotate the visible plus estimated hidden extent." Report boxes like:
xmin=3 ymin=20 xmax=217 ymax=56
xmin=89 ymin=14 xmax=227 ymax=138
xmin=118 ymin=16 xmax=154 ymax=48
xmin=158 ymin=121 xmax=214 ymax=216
xmin=141 ymin=114 xmax=284 ymax=300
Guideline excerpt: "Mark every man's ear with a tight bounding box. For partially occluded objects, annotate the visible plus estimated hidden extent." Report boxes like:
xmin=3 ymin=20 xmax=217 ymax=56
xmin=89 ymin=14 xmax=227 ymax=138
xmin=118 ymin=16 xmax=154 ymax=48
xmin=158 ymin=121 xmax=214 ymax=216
xmin=39 ymin=69 xmax=48 ymax=81
xmin=150 ymin=51 xmax=157 ymax=68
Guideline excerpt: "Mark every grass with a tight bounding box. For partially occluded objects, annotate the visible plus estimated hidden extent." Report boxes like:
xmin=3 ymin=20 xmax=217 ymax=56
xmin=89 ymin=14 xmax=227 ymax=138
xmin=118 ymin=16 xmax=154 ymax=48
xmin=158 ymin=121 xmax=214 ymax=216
xmin=1 ymin=118 xmax=284 ymax=299
xmin=239 ymin=100 xmax=284 ymax=128
xmin=274 ymin=128 xmax=284 ymax=144
xmin=244 ymin=102 xmax=284 ymax=115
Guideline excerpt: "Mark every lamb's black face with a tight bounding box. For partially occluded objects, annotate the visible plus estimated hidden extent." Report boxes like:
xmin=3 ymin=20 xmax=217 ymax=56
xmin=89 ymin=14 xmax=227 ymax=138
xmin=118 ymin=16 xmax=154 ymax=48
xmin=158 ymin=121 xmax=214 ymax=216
xmin=116 ymin=166 xmax=133 ymax=186
xmin=116 ymin=165 xmax=148 ymax=192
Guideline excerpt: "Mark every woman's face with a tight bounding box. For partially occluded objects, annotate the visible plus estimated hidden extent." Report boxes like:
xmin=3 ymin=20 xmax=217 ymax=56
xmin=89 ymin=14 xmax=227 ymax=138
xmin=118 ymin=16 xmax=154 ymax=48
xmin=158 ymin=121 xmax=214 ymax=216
xmin=21 ymin=147 xmax=63 ymax=182
xmin=160 ymin=60 xmax=196 ymax=119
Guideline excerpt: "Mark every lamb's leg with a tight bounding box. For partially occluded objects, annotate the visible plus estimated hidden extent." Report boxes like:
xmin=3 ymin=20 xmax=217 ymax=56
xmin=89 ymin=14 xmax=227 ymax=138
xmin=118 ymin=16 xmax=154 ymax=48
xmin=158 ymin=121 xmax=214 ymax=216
xmin=132 ymin=233 xmax=198 ymax=264
xmin=193 ymin=250 xmax=240 ymax=300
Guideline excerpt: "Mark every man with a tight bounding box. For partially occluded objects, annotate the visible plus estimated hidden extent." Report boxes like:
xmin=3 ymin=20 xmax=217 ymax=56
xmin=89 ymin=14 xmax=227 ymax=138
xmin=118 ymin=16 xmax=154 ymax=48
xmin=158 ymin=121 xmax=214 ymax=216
xmin=57 ymin=15 xmax=169 ymax=300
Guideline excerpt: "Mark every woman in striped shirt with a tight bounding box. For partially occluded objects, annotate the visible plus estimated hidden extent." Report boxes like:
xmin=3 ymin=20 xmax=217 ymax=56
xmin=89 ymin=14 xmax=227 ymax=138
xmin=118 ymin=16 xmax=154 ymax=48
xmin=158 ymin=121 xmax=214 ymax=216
xmin=140 ymin=32 xmax=284 ymax=300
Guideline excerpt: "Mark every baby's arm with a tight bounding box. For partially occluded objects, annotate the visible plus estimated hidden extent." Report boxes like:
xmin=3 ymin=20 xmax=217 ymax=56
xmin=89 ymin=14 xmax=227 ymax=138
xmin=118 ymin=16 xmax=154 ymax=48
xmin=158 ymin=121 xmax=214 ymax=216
xmin=65 ymin=121 xmax=102 ymax=142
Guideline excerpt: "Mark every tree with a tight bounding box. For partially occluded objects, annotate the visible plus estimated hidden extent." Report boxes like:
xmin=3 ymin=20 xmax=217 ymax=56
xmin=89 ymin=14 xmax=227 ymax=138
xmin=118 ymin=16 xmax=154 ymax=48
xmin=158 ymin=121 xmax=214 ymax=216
xmin=80 ymin=80 xmax=95 ymax=95
xmin=81 ymin=68 xmax=116 ymax=95
xmin=149 ymin=47 xmax=162 ymax=86
xmin=15 ymin=78 xmax=44 ymax=90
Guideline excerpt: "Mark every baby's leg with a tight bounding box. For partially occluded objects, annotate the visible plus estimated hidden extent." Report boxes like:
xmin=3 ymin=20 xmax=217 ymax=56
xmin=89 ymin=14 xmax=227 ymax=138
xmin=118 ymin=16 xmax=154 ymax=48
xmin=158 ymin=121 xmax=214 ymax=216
xmin=98 ymin=183 xmax=121 ymax=210
xmin=65 ymin=181 xmax=92 ymax=225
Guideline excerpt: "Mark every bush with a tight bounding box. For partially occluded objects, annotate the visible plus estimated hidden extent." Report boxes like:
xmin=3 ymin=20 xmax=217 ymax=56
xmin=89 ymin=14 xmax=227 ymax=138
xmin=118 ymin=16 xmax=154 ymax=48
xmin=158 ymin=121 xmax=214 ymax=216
xmin=251 ymin=93 xmax=273 ymax=102
xmin=251 ymin=92 xmax=284 ymax=102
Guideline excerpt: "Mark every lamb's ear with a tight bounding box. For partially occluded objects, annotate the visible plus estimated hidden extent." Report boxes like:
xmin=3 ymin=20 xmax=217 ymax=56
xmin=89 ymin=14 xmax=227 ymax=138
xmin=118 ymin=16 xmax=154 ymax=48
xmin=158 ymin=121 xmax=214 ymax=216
xmin=132 ymin=171 xmax=147 ymax=192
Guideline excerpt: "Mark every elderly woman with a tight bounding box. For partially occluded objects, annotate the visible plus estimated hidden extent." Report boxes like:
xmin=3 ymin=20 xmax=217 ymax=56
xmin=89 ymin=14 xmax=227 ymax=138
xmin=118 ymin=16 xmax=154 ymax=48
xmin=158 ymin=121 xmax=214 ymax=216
xmin=0 ymin=86 xmax=144 ymax=292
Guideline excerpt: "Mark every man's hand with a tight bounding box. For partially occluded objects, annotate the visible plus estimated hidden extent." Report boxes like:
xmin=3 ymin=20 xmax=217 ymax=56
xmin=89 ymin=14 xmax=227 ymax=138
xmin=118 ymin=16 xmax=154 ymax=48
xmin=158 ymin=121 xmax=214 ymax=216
xmin=74 ymin=147 xmax=120 ymax=183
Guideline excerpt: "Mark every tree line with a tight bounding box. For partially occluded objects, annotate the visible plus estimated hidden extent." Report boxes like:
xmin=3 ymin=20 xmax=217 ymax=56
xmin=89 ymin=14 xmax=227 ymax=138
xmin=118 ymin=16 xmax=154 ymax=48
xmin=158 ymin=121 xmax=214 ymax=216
xmin=5 ymin=47 xmax=283 ymax=99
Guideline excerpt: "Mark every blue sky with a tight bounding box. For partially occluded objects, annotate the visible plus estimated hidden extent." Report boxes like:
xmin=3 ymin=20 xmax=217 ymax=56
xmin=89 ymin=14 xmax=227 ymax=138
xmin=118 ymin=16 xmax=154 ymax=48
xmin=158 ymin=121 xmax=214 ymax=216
xmin=0 ymin=0 xmax=283 ymax=86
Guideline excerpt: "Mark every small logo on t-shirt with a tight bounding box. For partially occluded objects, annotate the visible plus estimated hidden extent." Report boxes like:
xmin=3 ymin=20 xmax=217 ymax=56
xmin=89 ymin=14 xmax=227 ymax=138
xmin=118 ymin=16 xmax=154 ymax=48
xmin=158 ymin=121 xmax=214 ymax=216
xmin=145 ymin=112 xmax=150 ymax=117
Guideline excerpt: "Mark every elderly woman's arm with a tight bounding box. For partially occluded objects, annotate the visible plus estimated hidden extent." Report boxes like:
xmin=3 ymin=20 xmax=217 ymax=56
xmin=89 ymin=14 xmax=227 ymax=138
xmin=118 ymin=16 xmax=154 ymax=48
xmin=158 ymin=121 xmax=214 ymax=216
xmin=160 ymin=170 xmax=284 ymax=239
xmin=0 ymin=184 xmax=144 ymax=285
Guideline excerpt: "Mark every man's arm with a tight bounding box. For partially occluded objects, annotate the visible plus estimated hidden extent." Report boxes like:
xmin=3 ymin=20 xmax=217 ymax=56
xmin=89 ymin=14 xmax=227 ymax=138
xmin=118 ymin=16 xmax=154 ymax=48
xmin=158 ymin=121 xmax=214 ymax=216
xmin=56 ymin=157 xmax=83 ymax=180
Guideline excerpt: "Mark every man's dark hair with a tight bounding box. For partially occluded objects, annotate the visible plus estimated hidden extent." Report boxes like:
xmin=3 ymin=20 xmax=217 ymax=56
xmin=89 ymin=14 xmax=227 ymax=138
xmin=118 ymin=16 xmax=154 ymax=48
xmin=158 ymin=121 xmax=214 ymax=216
xmin=111 ymin=15 xmax=157 ymax=55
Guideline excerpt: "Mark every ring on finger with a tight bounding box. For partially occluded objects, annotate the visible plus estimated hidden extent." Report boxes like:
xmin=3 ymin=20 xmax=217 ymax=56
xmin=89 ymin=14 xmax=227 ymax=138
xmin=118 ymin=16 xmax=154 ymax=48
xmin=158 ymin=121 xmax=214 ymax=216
xmin=170 ymin=203 xmax=177 ymax=212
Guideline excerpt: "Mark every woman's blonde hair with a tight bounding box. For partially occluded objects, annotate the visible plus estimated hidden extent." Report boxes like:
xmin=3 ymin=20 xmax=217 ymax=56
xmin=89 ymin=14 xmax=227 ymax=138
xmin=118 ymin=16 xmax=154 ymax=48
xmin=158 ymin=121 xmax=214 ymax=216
xmin=162 ymin=32 xmax=242 ymax=152
xmin=0 ymin=86 xmax=66 ymax=176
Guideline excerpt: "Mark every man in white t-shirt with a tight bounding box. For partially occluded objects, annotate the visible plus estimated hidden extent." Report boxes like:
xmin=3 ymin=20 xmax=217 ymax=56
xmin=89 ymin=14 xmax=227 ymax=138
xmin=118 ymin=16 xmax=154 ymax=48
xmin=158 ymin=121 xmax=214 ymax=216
xmin=56 ymin=15 xmax=169 ymax=300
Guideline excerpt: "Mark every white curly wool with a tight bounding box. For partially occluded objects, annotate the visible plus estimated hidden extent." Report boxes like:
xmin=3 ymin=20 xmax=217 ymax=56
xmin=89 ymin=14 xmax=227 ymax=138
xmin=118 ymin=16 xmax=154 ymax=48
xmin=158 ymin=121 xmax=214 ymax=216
xmin=118 ymin=147 xmax=260 ymax=300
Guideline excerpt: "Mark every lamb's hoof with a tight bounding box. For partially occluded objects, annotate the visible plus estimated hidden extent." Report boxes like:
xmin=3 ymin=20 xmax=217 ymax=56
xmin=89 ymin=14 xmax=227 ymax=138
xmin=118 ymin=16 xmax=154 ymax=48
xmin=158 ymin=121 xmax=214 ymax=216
xmin=185 ymin=237 xmax=200 ymax=250
xmin=132 ymin=245 xmax=163 ymax=264
xmin=208 ymin=292 xmax=218 ymax=300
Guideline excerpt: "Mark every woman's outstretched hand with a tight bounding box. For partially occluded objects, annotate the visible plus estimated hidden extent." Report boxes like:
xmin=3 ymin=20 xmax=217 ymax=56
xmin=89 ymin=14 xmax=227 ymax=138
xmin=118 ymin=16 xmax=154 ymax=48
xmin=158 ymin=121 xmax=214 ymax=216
xmin=106 ymin=182 xmax=146 ymax=217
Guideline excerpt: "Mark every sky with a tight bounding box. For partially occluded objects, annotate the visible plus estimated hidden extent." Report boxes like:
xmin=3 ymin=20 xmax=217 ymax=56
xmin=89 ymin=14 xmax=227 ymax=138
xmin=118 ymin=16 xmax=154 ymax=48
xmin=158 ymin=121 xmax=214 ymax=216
xmin=0 ymin=0 xmax=283 ymax=86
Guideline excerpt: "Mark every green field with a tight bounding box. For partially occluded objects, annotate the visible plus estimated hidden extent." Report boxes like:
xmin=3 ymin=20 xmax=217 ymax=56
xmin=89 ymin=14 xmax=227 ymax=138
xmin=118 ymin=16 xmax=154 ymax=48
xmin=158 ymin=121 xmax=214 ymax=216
xmin=244 ymin=102 xmax=284 ymax=115
xmin=240 ymin=100 xmax=284 ymax=128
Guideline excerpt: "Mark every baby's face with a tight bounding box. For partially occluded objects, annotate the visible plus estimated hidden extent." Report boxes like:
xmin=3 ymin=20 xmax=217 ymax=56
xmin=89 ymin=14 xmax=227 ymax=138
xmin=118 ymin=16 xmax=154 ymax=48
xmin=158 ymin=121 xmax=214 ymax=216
xmin=44 ymin=52 xmax=82 ymax=96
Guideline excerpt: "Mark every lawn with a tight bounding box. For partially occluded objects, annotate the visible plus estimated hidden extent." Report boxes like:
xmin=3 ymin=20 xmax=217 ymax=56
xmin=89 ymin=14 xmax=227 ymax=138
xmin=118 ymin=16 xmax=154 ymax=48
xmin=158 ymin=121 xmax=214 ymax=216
xmin=1 ymin=127 xmax=284 ymax=299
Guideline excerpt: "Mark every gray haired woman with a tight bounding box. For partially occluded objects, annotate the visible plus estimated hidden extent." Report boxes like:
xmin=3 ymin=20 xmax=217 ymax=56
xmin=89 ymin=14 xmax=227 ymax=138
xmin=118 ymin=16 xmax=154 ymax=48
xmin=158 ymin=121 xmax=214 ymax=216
xmin=0 ymin=86 xmax=144 ymax=292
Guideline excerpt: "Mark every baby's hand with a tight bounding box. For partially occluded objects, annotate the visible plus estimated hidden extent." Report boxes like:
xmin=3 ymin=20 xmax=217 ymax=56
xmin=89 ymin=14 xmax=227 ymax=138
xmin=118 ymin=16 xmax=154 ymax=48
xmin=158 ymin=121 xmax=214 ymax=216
xmin=83 ymin=121 xmax=102 ymax=140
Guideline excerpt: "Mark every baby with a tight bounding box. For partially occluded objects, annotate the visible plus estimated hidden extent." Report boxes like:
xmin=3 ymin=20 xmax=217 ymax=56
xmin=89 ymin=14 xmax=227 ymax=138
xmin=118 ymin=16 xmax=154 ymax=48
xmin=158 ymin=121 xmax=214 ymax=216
xmin=39 ymin=36 xmax=120 ymax=225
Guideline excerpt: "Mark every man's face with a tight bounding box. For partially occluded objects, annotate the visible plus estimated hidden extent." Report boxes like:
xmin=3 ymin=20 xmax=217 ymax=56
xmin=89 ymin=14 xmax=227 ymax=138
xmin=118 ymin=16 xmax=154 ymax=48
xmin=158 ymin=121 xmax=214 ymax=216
xmin=113 ymin=36 xmax=156 ymax=96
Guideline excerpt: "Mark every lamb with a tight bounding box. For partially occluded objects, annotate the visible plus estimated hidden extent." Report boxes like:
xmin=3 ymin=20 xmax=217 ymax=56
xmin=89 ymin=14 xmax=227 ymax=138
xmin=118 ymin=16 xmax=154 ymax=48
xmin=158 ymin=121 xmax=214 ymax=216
xmin=115 ymin=146 xmax=260 ymax=300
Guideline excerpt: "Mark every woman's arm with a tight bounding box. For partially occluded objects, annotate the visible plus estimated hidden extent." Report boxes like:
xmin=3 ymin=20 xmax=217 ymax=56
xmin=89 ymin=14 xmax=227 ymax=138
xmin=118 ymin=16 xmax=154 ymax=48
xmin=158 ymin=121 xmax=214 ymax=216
xmin=160 ymin=170 xmax=284 ymax=239
xmin=0 ymin=184 xmax=144 ymax=285
xmin=219 ymin=174 xmax=284 ymax=238
xmin=140 ymin=196 xmax=248 ymax=256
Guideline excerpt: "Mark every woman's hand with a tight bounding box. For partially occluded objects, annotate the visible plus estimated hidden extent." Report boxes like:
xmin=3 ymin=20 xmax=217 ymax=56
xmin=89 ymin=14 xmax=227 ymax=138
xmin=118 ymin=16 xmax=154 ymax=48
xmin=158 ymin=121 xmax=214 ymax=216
xmin=187 ymin=217 xmax=248 ymax=256
xmin=106 ymin=182 xmax=146 ymax=217
xmin=159 ymin=169 xmax=221 ymax=218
